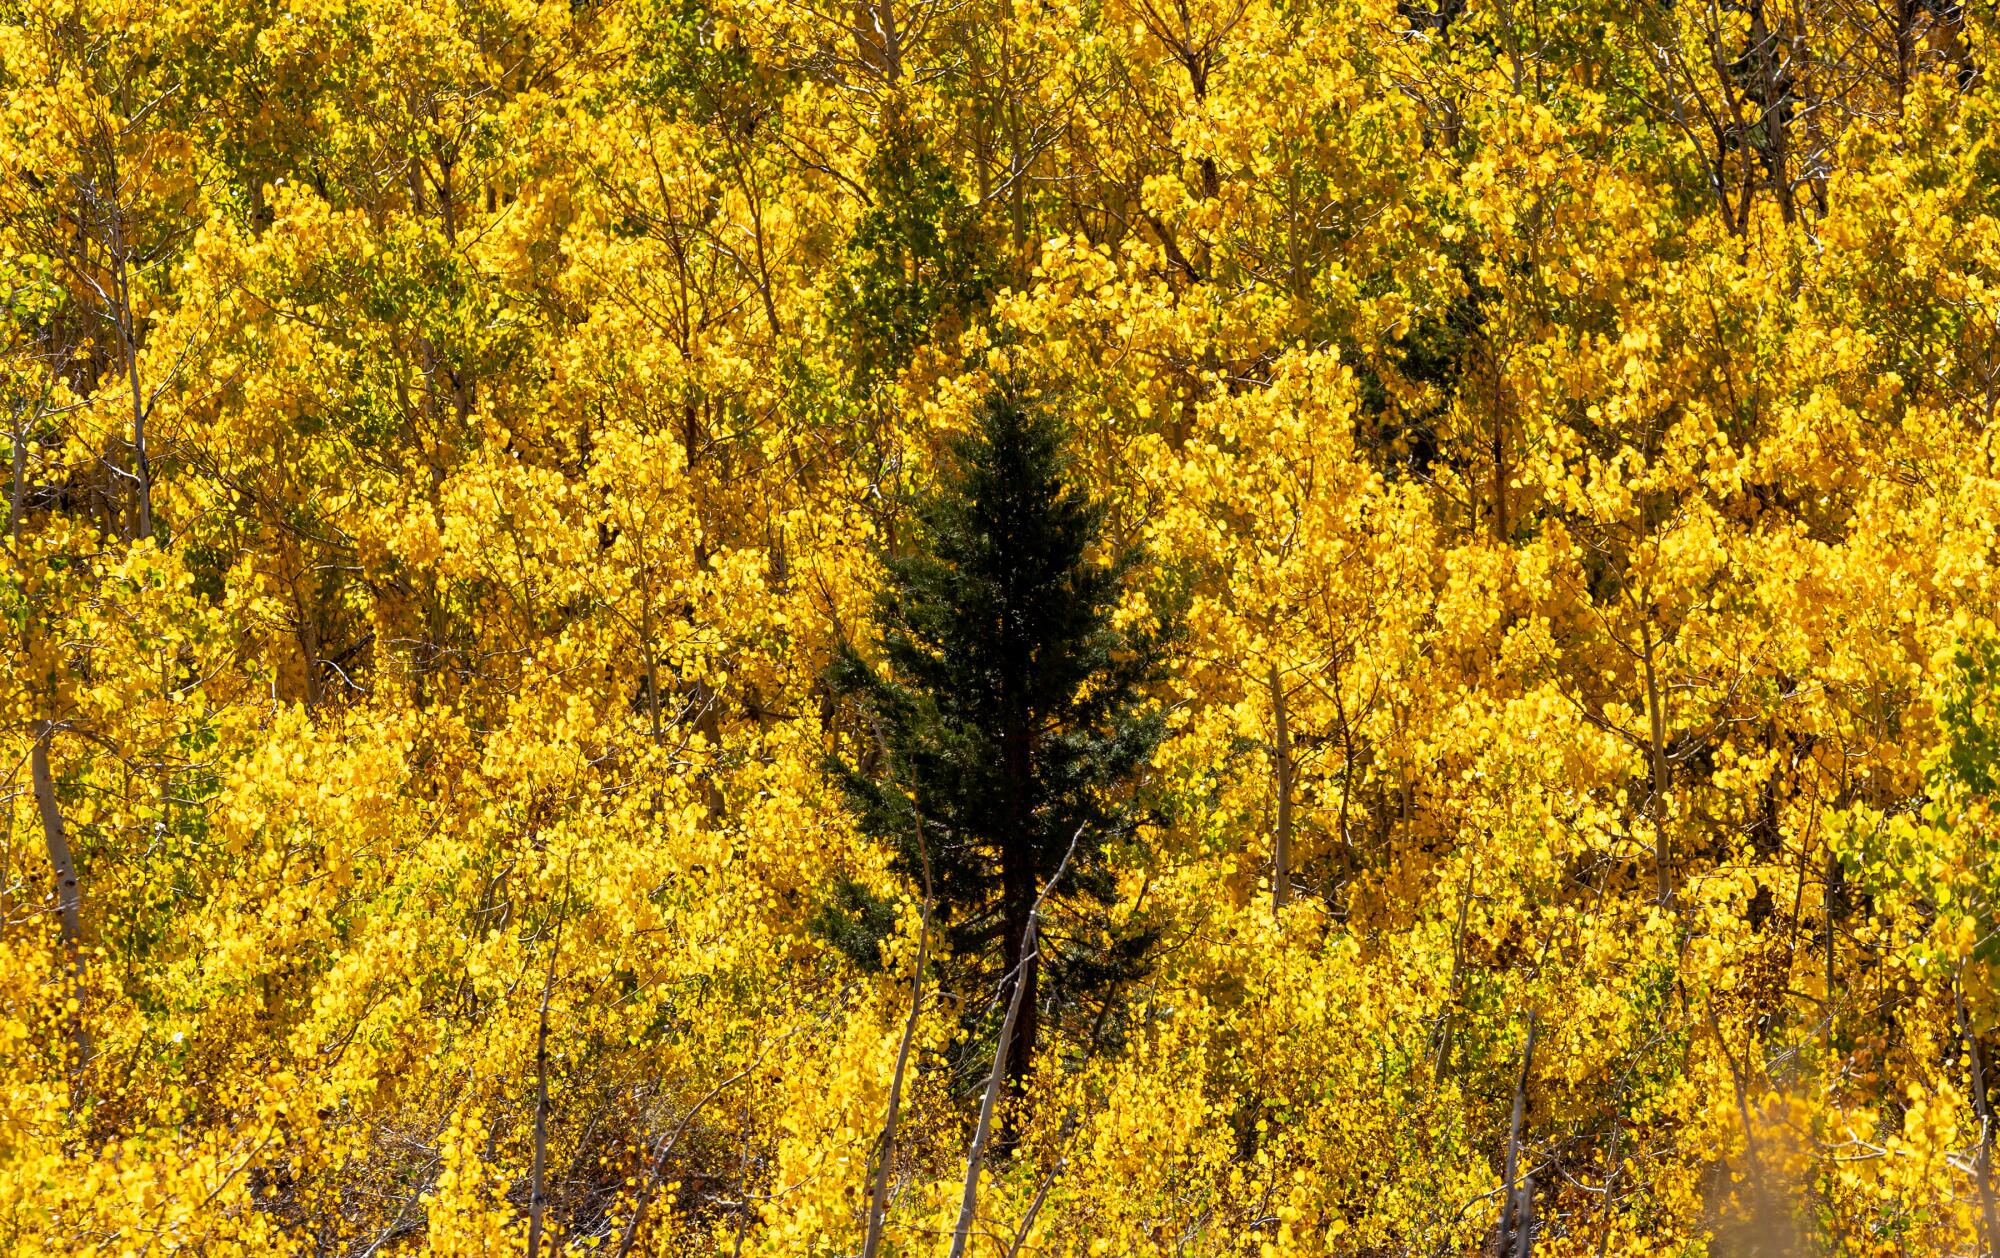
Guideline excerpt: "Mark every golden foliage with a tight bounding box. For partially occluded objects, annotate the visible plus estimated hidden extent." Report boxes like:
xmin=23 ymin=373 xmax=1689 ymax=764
xmin=4 ymin=0 xmax=2000 ymax=1252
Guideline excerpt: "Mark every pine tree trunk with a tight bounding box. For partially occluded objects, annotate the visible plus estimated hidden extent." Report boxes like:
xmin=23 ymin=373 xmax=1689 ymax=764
xmin=999 ymin=852 xmax=1039 ymax=1144
xmin=1000 ymin=709 xmax=1039 ymax=1138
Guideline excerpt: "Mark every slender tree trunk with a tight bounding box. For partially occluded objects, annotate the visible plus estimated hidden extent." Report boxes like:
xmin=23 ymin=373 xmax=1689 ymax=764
xmin=694 ymin=680 xmax=725 ymax=822
xmin=526 ymin=920 xmax=559 ymax=1258
xmin=1960 ymin=975 xmax=2000 ymax=1258
xmin=1640 ymin=622 xmax=1671 ymax=902
xmin=527 ymin=873 xmax=573 ymax=1258
xmin=952 ymin=915 xmax=1038 ymax=1258
xmin=740 ymin=163 xmax=782 ymax=339
xmin=1745 ymin=1 xmax=1797 ymax=225
xmin=1285 ymin=165 xmax=1304 ymax=301
xmin=639 ymin=566 xmax=664 ymax=743
xmin=862 ymin=776 xmax=932 ymax=1258
xmin=1498 ymin=1013 xmax=1536 ymax=1253
xmin=1491 ymin=349 xmax=1508 ymax=541
xmin=1891 ymin=0 xmax=1917 ymax=106
xmin=1270 ymin=665 xmax=1292 ymax=912
xmin=729 ymin=1095 xmax=754 ymax=1258
xmin=950 ymin=829 xmax=1081 ymax=1258
xmin=999 ymin=714 xmax=1039 ymax=1135
xmin=9 ymin=411 xmax=24 ymax=551
xmin=30 ymin=733 xmax=81 ymax=950
xmin=860 ymin=905 xmax=928 ymax=1258
xmin=855 ymin=0 xmax=903 ymax=83
xmin=1512 ymin=1174 xmax=1537 ymax=1258
xmin=1004 ymin=28 xmax=1028 ymax=262
xmin=1825 ymin=848 xmax=1838 ymax=1053
xmin=104 ymin=176 xmax=153 ymax=542
xmin=998 ymin=872 xmax=1039 ymax=1139
xmin=31 ymin=727 xmax=89 ymax=1072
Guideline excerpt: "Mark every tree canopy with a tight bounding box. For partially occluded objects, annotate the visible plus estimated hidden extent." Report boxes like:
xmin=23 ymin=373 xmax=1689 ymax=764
xmin=3 ymin=0 xmax=2000 ymax=1253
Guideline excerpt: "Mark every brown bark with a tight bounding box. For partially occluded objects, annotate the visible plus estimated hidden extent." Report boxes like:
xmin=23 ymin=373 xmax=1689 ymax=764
xmin=951 ymin=912 xmax=1039 ymax=1258
xmin=949 ymin=827 xmax=1082 ymax=1258
xmin=31 ymin=726 xmax=89 ymax=1072
xmin=1640 ymin=622 xmax=1671 ymax=902
xmin=999 ymin=699 xmax=1039 ymax=1128
xmin=998 ymin=855 xmax=1040 ymax=1135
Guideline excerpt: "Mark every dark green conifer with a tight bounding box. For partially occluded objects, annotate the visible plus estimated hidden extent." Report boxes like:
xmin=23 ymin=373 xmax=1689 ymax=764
xmin=823 ymin=383 xmax=1171 ymax=1104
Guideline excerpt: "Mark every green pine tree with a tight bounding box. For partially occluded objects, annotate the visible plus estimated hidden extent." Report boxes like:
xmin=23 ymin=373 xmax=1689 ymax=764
xmin=823 ymin=383 xmax=1172 ymax=1108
